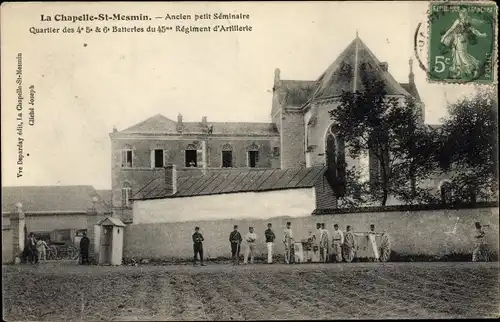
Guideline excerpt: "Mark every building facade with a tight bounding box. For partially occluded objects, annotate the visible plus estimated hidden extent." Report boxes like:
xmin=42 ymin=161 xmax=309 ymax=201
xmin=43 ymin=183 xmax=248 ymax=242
xmin=111 ymin=35 xmax=440 ymax=219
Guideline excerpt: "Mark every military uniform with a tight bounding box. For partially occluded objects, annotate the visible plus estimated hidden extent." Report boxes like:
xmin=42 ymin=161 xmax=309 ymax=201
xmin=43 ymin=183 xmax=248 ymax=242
xmin=265 ymin=228 xmax=276 ymax=263
xmin=192 ymin=231 xmax=205 ymax=265
xmin=331 ymin=228 xmax=344 ymax=262
xmin=229 ymin=230 xmax=242 ymax=264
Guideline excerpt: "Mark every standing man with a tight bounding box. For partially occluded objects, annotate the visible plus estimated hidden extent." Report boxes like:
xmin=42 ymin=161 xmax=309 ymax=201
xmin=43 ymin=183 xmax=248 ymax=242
xmin=331 ymin=224 xmax=344 ymax=262
xmin=80 ymin=231 xmax=90 ymax=265
xmin=320 ymin=223 xmax=329 ymax=263
xmin=243 ymin=227 xmax=257 ymax=264
xmin=229 ymin=225 xmax=242 ymax=265
xmin=283 ymin=222 xmax=294 ymax=264
xmin=27 ymin=232 xmax=38 ymax=264
xmin=265 ymin=223 xmax=276 ymax=264
xmin=343 ymin=225 xmax=356 ymax=263
xmin=368 ymin=224 xmax=380 ymax=262
xmin=192 ymin=226 xmax=206 ymax=266
xmin=473 ymin=222 xmax=490 ymax=262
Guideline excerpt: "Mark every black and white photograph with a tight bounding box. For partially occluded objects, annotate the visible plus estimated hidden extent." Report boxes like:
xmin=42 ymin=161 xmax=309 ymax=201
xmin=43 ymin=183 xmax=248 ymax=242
xmin=1 ymin=1 xmax=498 ymax=320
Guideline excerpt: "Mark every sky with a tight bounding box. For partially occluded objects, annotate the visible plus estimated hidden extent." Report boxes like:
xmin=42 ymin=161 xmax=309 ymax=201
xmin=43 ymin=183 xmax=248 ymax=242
xmin=1 ymin=1 xmax=486 ymax=189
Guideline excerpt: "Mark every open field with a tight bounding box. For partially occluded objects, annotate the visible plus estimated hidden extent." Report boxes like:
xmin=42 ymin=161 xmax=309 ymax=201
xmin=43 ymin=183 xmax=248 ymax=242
xmin=3 ymin=261 xmax=499 ymax=320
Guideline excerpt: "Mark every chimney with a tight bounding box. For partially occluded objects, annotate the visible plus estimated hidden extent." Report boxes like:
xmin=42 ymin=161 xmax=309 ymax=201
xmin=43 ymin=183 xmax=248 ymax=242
xmin=379 ymin=62 xmax=388 ymax=72
xmin=164 ymin=164 xmax=177 ymax=195
xmin=201 ymin=116 xmax=207 ymax=127
xmin=176 ymin=113 xmax=183 ymax=132
xmin=274 ymin=68 xmax=281 ymax=87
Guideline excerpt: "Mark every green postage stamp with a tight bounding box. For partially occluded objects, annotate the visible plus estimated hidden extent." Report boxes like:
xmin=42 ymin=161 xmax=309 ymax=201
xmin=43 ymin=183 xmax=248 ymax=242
xmin=428 ymin=1 xmax=497 ymax=84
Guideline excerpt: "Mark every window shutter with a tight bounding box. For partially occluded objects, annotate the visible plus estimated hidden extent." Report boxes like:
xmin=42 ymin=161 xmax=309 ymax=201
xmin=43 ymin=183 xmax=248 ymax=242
xmin=121 ymin=150 xmax=127 ymax=167
xmin=197 ymin=149 xmax=203 ymax=168
xmin=150 ymin=150 xmax=155 ymax=168
xmin=255 ymin=151 xmax=259 ymax=164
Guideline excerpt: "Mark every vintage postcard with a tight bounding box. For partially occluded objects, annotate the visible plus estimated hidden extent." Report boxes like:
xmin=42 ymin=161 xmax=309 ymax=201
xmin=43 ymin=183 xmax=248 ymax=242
xmin=1 ymin=1 xmax=498 ymax=321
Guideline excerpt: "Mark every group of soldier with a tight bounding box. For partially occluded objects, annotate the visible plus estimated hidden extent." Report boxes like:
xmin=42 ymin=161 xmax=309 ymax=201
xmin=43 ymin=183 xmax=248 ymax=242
xmin=191 ymin=222 xmax=378 ymax=266
xmin=24 ymin=231 xmax=91 ymax=265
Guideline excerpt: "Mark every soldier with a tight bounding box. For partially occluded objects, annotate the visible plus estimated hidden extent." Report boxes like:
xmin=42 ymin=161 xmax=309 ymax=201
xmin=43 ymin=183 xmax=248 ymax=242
xmin=243 ymin=227 xmax=257 ymax=264
xmin=283 ymin=222 xmax=294 ymax=264
xmin=265 ymin=223 xmax=276 ymax=264
xmin=27 ymin=232 xmax=38 ymax=264
xmin=343 ymin=225 xmax=356 ymax=263
xmin=331 ymin=224 xmax=344 ymax=262
xmin=192 ymin=226 xmax=206 ymax=266
xmin=80 ymin=231 xmax=90 ymax=265
xmin=473 ymin=222 xmax=490 ymax=262
xmin=229 ymin=225 xmax=242 ymax=265
xmin=368 ymin=224 xmax=380 ymax=262
xmin=320 ymin=223 xmax=329 ymax=263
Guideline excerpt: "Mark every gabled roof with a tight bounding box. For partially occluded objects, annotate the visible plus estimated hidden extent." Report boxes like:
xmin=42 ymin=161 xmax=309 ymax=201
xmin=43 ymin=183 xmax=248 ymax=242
xmin=116 ymin=114 xmax=279 ymax=136
xmin=311 ymin=36 xmax=412 ymax=101
xmin=97 ymin=217 xmax=125 ymax=227
xmin=1 ymin=186 xmax=112 ymax=214
xmin=120 ymin=114 xmax=178 ymax=133
xmin=133 ymin=166 xmax=327 ymax=200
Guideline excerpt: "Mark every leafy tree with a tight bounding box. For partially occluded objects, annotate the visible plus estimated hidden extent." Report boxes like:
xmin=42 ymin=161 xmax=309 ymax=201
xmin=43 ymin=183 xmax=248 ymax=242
xmin=438 ymin=88 xmax=498 ymax=203
xmin=328 ymin=73 xmax=439 ymax=206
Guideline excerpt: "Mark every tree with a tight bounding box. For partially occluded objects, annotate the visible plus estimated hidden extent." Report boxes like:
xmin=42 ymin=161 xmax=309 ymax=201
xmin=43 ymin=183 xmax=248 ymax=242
xmin=329 ymin=73 xmax=439 ymax=206
xmin=438 ymin=88 xmax=498 ymax=203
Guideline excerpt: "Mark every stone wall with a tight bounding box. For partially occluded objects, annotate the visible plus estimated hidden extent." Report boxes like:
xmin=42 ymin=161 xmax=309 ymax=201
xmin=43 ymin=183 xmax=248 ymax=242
xmin=123 ymin=206 xmax=499 ymax=260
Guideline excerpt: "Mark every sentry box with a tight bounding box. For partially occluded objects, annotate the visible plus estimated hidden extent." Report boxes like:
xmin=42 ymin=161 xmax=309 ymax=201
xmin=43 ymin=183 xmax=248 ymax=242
xmin=94 ymin=217 xmax=125 ymax=266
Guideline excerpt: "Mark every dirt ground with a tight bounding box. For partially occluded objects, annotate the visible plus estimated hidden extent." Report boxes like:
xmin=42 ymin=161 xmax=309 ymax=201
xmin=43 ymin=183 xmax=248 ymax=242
xmin=2 ymin=261 xmax=499 ymax=320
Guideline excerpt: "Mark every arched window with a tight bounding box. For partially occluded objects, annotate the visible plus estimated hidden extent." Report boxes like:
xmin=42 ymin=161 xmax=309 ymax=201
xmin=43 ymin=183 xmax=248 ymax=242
xmin=121 ymin=145 xmax=134 ymax=168
xmin=325 ymin=125 xmax=346 ymax=196
xmin=122 ymin=183 xmax=132 ymax=208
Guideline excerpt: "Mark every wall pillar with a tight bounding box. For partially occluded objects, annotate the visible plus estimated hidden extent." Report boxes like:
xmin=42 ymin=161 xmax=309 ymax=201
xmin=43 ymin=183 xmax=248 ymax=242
xmin=11 ymin=203 xmax=26 ymax=264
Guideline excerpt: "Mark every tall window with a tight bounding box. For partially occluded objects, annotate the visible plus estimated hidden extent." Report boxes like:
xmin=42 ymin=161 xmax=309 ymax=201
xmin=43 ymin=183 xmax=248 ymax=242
xmin=185 ymin=144 xmax=197 ymax=167
xmin=122 ymin=184 xmax=132 ymax=208
xmin=151 ymin=149 xmax=164 ymax=168
xmin=247 ymin=151 xmax=259 ymax=168
xmin=221 ymin=144 xmax=233 ymax=168
xmin=247 ymin=143 xmax=259 ymax=168
xmin=121 ymin=146 xmax=133 ymax=168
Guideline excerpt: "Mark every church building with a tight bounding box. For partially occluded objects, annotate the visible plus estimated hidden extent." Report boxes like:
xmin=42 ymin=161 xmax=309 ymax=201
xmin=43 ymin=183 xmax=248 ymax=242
xmin=110 ymin=35 xmax=426 ymax=220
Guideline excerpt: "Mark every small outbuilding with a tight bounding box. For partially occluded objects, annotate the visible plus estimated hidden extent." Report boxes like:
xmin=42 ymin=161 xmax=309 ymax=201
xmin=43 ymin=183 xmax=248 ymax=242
xmin=95 ymin=217 xmax=125 ymax=266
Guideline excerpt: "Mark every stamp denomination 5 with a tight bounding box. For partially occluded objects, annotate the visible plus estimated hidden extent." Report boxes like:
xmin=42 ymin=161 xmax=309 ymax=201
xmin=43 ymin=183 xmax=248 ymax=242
xmin=427 ymin=1 xmax=497 ymax=84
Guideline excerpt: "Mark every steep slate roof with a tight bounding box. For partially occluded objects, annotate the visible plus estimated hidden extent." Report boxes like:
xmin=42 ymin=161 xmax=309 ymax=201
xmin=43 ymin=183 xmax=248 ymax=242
xmin=133 ymin=166 xmax=327 ymax=200
xmin=311 ymin=36 xmax=411 ymax=101
xmin=1 ymin=186 xmax=112 ymax=214
xmin=118 ymin=114 xmax=279 ymax=136
xmin=280 ymin=80 xmax=319 ymax=107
